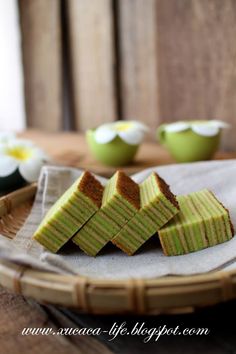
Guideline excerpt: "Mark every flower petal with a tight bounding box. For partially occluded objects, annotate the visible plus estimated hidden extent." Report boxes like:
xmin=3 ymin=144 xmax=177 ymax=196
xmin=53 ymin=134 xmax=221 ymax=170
xmin=209 ymin=120 xmax=230 ymax=129
xmin=19 ymin=158 xmax=45 ymax=182
xmin=192 ymin=124 xmax=219 ymax=136
xmin=0 ymin=145 xmax=7 ymax=154
xmin=123 ymin=120 xmax=150 ymax=132
xmin=7 ymin=138 xmax=35 ymax=149
xmin=94 ymin=124 xmax=117 ymax=144
xmin=0 ymin=131 xmax=16 ymax=144
xmin=0 ymin=155 xmax=18 ymax=177
xmin=165 ymin=122 xmax=190 ymax=133
xmin=113 ymin=120 xmax=149 ymax=133
xmin=30 ymin=146 xmax=49 ymax=161
xmin=118 ymin=129 xmax=144 ymax=145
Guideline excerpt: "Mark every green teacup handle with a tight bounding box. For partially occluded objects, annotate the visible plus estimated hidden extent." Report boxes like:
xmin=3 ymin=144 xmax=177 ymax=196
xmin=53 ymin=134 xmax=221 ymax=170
xmin=157 ymin=124 xmax=167 ymax=145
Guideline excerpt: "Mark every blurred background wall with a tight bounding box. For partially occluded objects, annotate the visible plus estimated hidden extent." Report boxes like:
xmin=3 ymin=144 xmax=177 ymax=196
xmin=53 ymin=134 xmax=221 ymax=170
xmin=1 ymin=0 xmax=236 ymax=150
xmin=0 ymin=0 xmax=25 ymax=130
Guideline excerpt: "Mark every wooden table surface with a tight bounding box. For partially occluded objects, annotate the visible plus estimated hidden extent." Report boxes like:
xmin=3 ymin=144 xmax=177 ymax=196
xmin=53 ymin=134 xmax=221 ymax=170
xmin=20 ymin=130 xmax=236 ymax=177
xmin=1 ymin=130 xmax=236 ymax=354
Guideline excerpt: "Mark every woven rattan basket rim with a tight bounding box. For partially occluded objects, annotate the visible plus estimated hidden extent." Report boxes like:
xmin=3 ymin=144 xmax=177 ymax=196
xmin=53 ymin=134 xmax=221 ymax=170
xmin=0 ymin=184 xmax=235 ymax=314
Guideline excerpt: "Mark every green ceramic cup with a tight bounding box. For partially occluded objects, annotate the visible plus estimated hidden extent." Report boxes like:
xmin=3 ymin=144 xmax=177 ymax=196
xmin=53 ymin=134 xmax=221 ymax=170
xmin=157 ymin=124 xmax=221 ymax=163
xmin=86 ymin=129 xmax=139 ymax=166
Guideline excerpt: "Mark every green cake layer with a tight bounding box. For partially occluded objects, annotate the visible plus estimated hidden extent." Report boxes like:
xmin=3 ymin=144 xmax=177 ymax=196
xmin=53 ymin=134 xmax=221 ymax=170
xmin=33 ymin=171 xmax=104 ymax=253
xmin=72 ymin=171 xmax=140 ymax=256
xmin=112 ymin=172 xmax=180 ymax=255
xmin=158 ymin=189 xmax=234 ymax=256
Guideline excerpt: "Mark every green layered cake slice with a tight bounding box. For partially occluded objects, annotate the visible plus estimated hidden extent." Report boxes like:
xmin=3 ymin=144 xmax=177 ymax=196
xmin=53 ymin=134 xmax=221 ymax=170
xmin=158 ymin=189 xmax=234 ymax=256
xmin=33 ymin=171 xmax=104 ymax=253
xmin=72 ymin=171 xmax=140 ymax=256
xmin=112 ymin=172 xmax=180 ymax=255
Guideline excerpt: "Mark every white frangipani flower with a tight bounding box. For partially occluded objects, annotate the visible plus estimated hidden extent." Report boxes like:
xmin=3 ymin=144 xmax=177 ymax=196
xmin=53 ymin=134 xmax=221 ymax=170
xmin=0 ymin=139 xmax=48 ymax=182
xmin=94 ymin=121 xmax=149 ymax=145
xmin=163 ymin=120 xmax=229 ymax=137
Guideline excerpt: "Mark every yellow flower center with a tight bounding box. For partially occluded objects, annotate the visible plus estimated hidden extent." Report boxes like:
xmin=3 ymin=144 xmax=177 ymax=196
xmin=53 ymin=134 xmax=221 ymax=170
xmin=115 ymin=122 xmax=133 ymax=132
xmin=6 ymin=146 xmax=33 ymax=161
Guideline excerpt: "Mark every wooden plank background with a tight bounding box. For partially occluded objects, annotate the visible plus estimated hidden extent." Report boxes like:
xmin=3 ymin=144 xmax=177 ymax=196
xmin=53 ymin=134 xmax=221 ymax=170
xmin=155 ymin=0 xmax=236 ymax=151
xmin=67 ymin=0 xmax=117 ymax=130
xmin=18 ymin=0 xmax=236 ymax=150
xmin=119 ymin=0 xmax=160 ymax=129
xmin=19 ymin=0 xmax=62 ymax=131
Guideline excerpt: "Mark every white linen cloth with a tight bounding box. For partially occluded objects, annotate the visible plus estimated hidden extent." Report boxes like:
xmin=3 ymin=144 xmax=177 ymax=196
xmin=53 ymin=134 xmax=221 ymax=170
xmin=0 ymin=160 xmax=236 ymax=280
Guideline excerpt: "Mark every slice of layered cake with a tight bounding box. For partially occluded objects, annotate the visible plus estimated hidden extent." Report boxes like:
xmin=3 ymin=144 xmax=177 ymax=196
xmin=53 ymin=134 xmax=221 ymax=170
xmin=33 ymin=171 xmax=103 ymax=253
xmin=112 ymin=172 xmax=179 ymax=255
xmin=158 ymin=189 xmax=234 ymax=256
xmin=72 ymin=171 xmax=140 ymax=256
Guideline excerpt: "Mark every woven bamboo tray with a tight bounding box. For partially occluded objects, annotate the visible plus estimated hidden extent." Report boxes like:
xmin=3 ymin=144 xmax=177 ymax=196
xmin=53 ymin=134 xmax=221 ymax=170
xmin=0 ymin=184 xmax=236 ymax=315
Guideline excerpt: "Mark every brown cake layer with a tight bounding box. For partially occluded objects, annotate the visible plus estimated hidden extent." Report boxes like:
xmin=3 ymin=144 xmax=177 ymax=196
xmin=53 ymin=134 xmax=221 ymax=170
xmin=78 ymin=170 xmax=104 ymax=208
xmin=116 ymin=170 xmax=140 ymax=210
xmin=154 ymin=173 xmax=179 ymax=210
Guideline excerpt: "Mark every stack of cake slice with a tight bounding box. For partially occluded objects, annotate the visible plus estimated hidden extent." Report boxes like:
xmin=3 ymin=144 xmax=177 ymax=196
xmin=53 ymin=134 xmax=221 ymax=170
xmin=72 ymin=171 xmax=140 ymax=256
xmin=158 ymin=189 xmax=234 ymax=256
xmin=33 ymin=169 xmax=234 ymax=257
xmin=33 ymin=171 xmax=103 ymax=253
xmin=112 ymin=172 xmax=180 ymax=255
